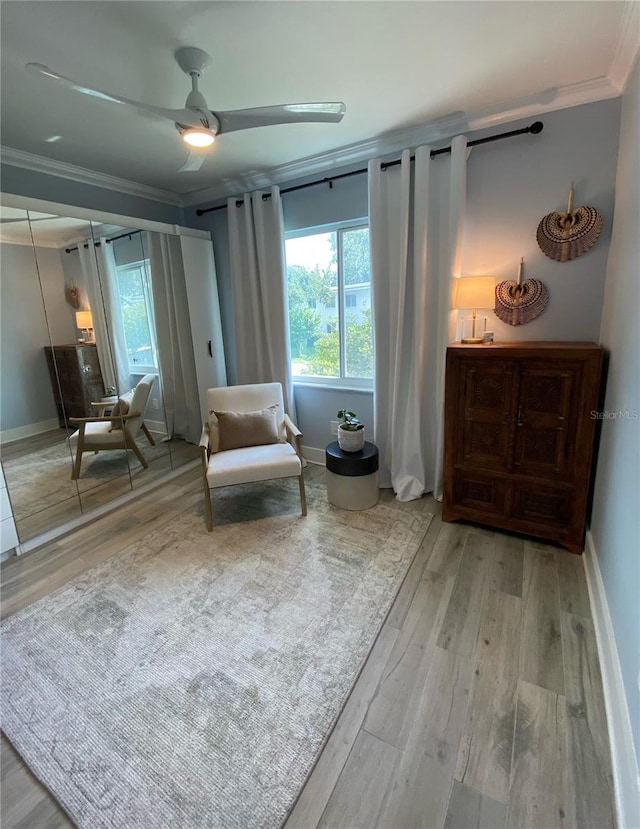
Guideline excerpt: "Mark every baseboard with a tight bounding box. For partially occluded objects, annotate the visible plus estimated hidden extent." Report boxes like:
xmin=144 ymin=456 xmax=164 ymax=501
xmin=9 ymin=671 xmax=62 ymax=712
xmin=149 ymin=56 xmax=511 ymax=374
xmin=0 ymin=418 xmax=59 ymax=444
xmin=145 ymin=418 xmax=167 ymax=435
xmin=301 ymin=446 xmax=326 ymax=466
xmin=583 ymin=530 xmax=640 ymax=829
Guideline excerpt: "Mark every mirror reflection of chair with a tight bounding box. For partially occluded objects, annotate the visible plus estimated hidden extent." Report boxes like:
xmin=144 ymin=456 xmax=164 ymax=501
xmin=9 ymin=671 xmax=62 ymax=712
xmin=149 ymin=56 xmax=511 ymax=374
xmin=68 ymin=374 xmax=157 ymax=480
xmin=199 ymin=382 xmax=307 ymax=530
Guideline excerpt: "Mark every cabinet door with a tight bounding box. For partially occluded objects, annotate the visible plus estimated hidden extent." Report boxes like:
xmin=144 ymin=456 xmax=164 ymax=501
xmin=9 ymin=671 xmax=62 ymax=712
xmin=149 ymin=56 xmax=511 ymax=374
xmin=512 ymin=361 xmax=577 ymax=479
xmin=78 ymin=346 xmax=104 ymax=411
xmin=510 ymin=480 xmax=574 ymax=530
xmin=458 ymin=359 xmax=516 ymax=470
xmin=452 ymin=469 xmax=507 ymax=515
xmin=61 ymin=349 xmax=86 ymax=416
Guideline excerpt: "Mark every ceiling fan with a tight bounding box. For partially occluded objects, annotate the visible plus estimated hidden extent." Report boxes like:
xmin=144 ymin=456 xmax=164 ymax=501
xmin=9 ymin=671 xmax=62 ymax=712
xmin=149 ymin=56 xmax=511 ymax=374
xmin=26 ymin=47 xmax=346 ymax=172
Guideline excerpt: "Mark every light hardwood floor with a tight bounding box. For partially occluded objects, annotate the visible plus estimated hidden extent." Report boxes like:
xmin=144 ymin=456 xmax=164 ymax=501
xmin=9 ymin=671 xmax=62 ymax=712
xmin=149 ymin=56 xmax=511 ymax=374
xmin=0 ymin=467 xmax=615 ymax=829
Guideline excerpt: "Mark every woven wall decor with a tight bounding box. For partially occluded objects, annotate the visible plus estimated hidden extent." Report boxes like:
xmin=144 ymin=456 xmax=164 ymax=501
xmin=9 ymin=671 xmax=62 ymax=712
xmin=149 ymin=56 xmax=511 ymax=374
xmin=495 ymin=259 xmax=548 ymax=326
xmin=65 ymin=282 xmax=80 ymax=309
xmin=536 ymin=185 xmax=602 ymax=262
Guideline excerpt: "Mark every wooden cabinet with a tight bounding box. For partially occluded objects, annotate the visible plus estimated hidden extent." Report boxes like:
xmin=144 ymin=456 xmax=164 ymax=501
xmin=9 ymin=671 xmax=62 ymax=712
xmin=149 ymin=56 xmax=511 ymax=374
xmin=45 ymin=344 xmax=105 ymax=428
xmin=442 ymin=342 xmax=603 ymax=554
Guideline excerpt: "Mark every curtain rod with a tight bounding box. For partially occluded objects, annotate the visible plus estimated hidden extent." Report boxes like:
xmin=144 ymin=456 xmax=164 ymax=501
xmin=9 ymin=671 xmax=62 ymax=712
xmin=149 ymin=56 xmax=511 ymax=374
xmin=195 ymin=120 xmax=543 ymax=217
xmin=65 ymin=228 xmax=142 ymax=254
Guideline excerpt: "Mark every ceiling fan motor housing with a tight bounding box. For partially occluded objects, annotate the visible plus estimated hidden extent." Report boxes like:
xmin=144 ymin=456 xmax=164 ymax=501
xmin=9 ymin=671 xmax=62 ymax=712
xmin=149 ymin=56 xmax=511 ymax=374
xmin=174 ymin=46 xmax=212 ymax=78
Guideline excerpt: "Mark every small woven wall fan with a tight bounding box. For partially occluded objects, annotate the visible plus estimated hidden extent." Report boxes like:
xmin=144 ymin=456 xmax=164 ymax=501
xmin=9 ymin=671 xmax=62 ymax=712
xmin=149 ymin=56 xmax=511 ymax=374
xmin=536 ymin=184 xmax=602 ymax=262
xmin=65 ymin=282 xmax=80 ymax=309
xmin=495 ymin=259 xmax=549 ymax=326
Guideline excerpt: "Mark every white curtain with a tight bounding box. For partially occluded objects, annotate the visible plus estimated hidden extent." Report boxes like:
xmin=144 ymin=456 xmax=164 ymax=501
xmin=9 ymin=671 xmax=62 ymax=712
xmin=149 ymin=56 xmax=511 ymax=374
xmin=369 ymin=136 xmax=467 ymax=501
xmin=227 ymin=186 xmax=296 ymax=419
xmin=433 ymin=136 xmax=468 ymax=499
xmin=147 ymin=232 xmax=202 ymax=444
xmin=78 ymin=239 xmax=129 ymax=394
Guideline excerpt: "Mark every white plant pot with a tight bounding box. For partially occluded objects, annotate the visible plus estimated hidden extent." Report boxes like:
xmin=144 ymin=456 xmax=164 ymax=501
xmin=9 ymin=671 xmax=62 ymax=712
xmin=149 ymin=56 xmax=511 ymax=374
xmin=338 ymin=426 xmax=365 ymax=453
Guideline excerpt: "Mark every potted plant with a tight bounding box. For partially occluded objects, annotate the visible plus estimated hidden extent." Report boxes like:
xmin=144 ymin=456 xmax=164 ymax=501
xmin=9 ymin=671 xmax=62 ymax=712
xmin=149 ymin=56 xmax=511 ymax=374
xmin=337 ymin=409 xmax=365 ymax=453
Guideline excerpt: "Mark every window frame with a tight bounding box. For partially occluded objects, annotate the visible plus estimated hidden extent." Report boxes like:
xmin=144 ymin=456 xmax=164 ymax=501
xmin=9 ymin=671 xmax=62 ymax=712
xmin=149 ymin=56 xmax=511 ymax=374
xmin=115 ymin=258 xmax=159 ymax=375
xmin=285 ymin=219 xmax=373 ymax=391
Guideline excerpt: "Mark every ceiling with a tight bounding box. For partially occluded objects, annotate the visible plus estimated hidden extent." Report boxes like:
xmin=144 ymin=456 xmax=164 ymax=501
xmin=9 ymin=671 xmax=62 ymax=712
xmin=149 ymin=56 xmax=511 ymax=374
xmin=1 ymin=2 xmax=637 ymax=206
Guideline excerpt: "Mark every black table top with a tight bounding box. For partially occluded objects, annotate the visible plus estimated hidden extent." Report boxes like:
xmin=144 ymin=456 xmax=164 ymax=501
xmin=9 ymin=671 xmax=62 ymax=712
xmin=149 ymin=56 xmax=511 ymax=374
xmin=325 ymin=440 xmax=379 ymax=476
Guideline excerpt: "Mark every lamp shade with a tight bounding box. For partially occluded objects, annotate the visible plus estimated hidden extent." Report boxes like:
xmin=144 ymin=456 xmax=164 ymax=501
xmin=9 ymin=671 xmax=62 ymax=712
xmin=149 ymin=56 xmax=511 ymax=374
xmin=75 ymin=310 xmax=93 ymax=329
xmin=453 ymin=276 xmax=495 ymax=309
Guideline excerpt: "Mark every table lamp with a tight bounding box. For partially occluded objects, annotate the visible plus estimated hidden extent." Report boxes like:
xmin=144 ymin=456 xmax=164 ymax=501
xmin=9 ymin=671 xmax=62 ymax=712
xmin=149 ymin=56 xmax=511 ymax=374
xmin=76 ymin=310 xmax=94 ymax=342
xmin=453 ymin=276 xmax=495 ymax=343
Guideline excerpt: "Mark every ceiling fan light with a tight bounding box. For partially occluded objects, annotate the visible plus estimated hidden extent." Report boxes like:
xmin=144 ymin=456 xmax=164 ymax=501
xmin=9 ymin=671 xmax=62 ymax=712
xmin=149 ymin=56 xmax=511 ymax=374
xmin=182 ymin=128 xmax=215 ymax=148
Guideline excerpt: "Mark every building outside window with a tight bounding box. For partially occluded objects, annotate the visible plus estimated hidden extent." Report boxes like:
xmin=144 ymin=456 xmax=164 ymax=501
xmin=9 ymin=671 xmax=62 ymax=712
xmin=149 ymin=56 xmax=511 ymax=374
xmin=115 ymin=260 xmax=158 ymax=373
xmin=285 ymin=223 xmax=373 ymax=385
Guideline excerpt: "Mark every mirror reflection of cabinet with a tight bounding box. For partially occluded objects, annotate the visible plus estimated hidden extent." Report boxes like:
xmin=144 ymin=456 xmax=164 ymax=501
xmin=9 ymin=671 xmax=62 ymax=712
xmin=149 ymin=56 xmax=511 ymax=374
xmin=45 ymin=343 xmax=105 ymax=426
xmin=0 ymin=199 xmax=224 ymax=551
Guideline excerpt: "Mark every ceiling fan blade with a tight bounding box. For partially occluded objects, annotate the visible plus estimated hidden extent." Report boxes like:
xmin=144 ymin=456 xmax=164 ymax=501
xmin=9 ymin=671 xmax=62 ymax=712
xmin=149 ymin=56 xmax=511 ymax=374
xmin=25 ymin=62 xmax=208 ymax=129
xmin=215 ymin=102 xmax=346 ymax=134
xmin=179 ymin=151 xmax=206 ymax=173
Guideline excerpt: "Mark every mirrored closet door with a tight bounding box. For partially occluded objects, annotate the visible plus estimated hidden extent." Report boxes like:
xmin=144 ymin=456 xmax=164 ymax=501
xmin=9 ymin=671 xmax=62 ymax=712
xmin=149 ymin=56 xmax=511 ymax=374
xmin=0 ymin=203 xmax=213 ymax=547
xmin=0 ymin=207 xmax=85 ymax=539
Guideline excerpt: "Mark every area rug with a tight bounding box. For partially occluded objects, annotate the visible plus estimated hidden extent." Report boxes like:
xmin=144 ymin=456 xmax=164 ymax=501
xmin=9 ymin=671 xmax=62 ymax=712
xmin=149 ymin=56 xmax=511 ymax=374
xmin=1 ymin=478 xmax=432 ymax=828
xmin=2 ymin=434 xmax=170 ymax=520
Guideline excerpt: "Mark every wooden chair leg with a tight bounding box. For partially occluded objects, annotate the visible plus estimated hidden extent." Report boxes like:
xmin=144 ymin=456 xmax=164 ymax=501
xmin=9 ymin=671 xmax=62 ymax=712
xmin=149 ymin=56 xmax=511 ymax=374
xmin=127 ymin=436 xmax=149 ymax=469
xmin=204 ymin=481 xmax=214 ymax=531
xmin=141 ymin=422 xmax=156 ymax=446
xmin=298 ymin=473 xmax=308 ymax=516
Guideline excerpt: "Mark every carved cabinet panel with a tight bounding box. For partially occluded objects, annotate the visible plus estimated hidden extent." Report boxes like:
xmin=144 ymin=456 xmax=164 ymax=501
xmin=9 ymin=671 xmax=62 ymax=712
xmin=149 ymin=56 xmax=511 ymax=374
xmin=459 ymin=360 xmax=515 ymax=471
xmin=443 ymin=343 xmax=603 ymax=554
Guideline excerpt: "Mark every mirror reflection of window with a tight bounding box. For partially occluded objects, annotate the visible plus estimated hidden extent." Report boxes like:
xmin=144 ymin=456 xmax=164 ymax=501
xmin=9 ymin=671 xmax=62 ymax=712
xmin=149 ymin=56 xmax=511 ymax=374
xmin=116 ymin=260 xmax=159 ymax=373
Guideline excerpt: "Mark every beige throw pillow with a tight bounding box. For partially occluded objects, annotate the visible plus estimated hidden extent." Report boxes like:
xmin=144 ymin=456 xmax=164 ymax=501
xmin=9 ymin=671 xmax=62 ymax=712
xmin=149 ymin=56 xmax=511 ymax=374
xmin=214 ymin=404 xmax=280 ymax=451
xmin=110 ymin=390 xmax=134 ymax=431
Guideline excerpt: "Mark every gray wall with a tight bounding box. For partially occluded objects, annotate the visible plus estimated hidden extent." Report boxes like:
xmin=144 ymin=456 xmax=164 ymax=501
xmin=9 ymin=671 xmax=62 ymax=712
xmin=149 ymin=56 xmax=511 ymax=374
xmin=189 ymin=98 xmax=621 ymax=453
xmin=590 ymin=60 xmax=640 ymax=763
xmin=33 ymin=245 xmax=76 ymax=346
xmin=0 ymin=164 xmax=182 ymax=226
xmin=60 ymin=248 xmax=89 ymax=324
xmin=464 ymin=99 xmax=620 ymax=342
xmin=0 ymin=242 xmax=62 ymax=432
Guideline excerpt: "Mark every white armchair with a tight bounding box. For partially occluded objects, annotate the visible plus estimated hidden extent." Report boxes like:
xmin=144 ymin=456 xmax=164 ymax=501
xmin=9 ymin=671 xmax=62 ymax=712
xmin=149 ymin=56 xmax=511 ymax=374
xmin=199 ymin=382 xmax=307 ymax=530
xmin=68 ymin=374 xmax=156 ymax=480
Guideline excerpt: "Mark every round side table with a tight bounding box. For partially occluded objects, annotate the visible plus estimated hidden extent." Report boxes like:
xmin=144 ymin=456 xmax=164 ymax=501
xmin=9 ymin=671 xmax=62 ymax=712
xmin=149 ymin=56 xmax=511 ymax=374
xmin=325 ymin=440 xmax=379 ymax=510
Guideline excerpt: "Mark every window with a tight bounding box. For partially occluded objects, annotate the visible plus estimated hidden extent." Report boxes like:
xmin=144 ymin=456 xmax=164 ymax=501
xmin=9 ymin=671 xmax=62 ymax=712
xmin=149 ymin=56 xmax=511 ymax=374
xmin=285 ymin=223 xmax=373 ymax=385
xmin=115 ymin=260 xmax=158 ymax=373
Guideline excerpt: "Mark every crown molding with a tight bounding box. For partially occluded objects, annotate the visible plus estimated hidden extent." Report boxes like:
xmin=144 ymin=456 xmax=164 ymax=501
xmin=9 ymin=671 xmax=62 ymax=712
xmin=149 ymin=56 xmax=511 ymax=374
xmin=0 ymin=146 xmax=182 ymax=207
xmin=608 ymin=1 xmax=640 ymax=93
xmin=467 ymin=76 xmax=620 ymax=131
